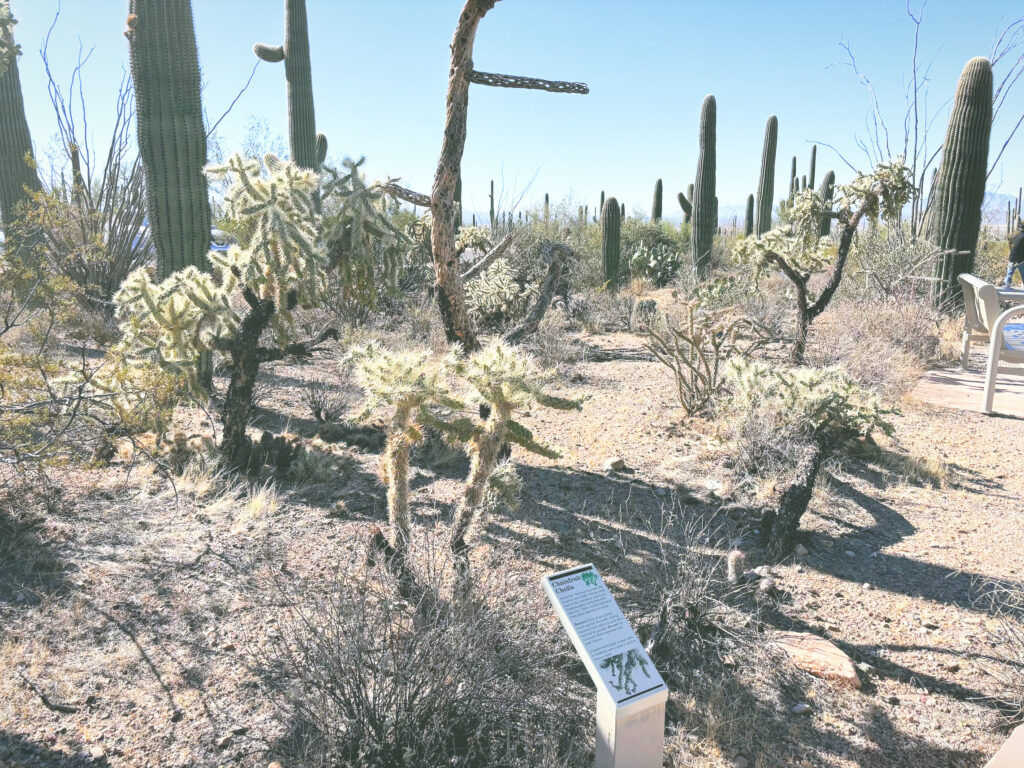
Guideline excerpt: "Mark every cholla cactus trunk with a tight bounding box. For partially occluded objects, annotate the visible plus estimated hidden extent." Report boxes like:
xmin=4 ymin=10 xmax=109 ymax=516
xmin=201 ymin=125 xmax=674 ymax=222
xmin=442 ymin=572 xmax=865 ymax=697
xmin=808 ymin=144 xmax=816 ymax=189
xmin=652 ymin=178 xmax=663 ymax=221
xmin=449 ymin=419 xmax=505 ymax=579
xmin=818 ymin=170 xmax=835 ymax=237
xmin=744 ymin=194 xmax=754 ymax=236
xmin=254 ymin=0 xmax=325 ymax=170
xmin=755 ymin=115 xmax=777 ymax=236
xmin=127 ymin=0 xmax=211 ymax=280
xmin=221 ymin=298 xmax=274 ymax=468
xmin=0 ymin=15 xmax=40 ymax=230
xmin=692 ymin=94 xmax=717 ymax=275
xmin=384 ymin=407 xmax=412 ymax=561
xmin=453 ymin=175 xmax=462 ymax=235
xmin=601 ymin=196 xmax=621 ymax=290
xmin=929 ymin=57 xmax=993 ymax=308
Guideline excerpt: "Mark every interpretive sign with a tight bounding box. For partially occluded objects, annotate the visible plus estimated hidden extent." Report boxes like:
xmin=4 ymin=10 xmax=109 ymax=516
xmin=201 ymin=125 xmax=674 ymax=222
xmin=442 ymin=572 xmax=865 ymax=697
xmin=543 ymin=563 xmax=667 ymax=768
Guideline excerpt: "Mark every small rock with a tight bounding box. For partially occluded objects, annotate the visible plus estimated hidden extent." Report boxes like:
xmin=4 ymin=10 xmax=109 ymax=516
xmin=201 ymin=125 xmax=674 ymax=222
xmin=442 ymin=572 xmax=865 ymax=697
xmin=857 ymin=661 xmax=876 ymax=674
xmin=89 ymin=746 xmax=105 ymax=760
xmin=921 ymin=619 xmax=940 ymax=630
xmin=603 ymin=457 xmax=626 ymax=472
xmin=753 ymin=565 xmax=772 ymax=577
xmin=231 ymin=725 xmax=248 ymax=736
xmin=734 ymin=757 xmax=750 ymax=768
xmin=215 ymin=734 xmax=232 ymax=749
xmin=773 ymin=631 xmax=862 ymax=689
xmin=268 ymin=763 xmax=283 ymax=768
xmin=946 ymin=662 xmax=961 ymax=673
xmin=795 ymin=543 xmax=809 ymax=556
xmin=758 ymin=576 xmax=777 ymax=593
xmin=791 ymin=701 xmax=812 ymax=715
xmin=169 ymin=709 xmax=183 ymax=723
xmin=862 ymin=583 xmax=874 ymax=590
xmin=887 ymin=695 xmax=900 ymax=705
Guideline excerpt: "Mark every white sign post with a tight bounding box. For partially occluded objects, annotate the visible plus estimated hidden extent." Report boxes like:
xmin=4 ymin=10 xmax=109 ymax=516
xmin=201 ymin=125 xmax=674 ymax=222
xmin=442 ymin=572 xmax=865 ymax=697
xmin=542 ymin=563 xmax=667 ymax=768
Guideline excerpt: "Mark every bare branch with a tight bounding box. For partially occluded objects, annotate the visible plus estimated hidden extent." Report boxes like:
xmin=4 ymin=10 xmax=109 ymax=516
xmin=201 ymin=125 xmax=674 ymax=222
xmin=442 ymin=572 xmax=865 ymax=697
xmin=380 ymin=181 xmax=430 ymax=208
xmin=504 ymin=242 xmax=569 ymax=344
xmin=808 ymin=139 xmax=860 ymax=173
xmin=461 ymin=232 xmax=514 ymax=280
xmin=468 ymin=70 xmax=589 ymax=94
xmin=207 ymin=59 xmax=261 ymax=138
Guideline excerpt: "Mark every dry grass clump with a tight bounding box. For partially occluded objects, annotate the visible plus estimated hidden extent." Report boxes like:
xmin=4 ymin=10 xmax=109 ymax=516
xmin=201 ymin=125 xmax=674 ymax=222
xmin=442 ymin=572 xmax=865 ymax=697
xmin=807 ymin=296 xmax=952 ymax=398
xmin=519 ymin=314 xmax=586 ymax=378
xmin=255 ymin=550 xmax=590 ymax=768
xmin=981 ymin=581 xmax=1024 ymax=725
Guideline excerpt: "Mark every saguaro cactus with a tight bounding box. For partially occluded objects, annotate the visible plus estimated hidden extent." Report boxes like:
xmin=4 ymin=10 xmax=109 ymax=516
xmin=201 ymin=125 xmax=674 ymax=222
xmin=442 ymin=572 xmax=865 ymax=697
xmin=744 ymin=194 xmax=754 ymax=237
xmin=818 ymin=169 xmax=835 ymax=237
xmin=692 ymin=94 xmax=717 ymax=275
xmin=254 ymin=0 xmax=326 ymax=170
xmin=756 ymin=116 xmax=777 ymax=236
xmin=652 ymin=178 xmax=663 ymax=221
xmin=0 ymin=2 xmax=41 ymax=230
xmin=788 ymin=156 xmax=798 ymax=204
xmin=928 ymin=57 xmax=993 ymax=307
xmin=543 ymin=191 xmax=549 ymax=221
xmin=126 ymin=0 xmax=211 ymax=279
xmin=601 ymin=196 xmax=621 ymax=291
xmin=808 ymin=144 xmax=816 ymax=190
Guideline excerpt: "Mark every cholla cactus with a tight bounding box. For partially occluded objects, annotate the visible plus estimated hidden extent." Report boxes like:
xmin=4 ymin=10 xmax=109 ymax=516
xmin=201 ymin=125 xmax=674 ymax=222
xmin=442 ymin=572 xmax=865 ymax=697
xmin=734 ymin=159 xmax=913 ymax=363
xmin=447 ymin=341 xmax=581 ymax=575
xmin=116 ymin=153 xmax=397 ymax=468
xmin=350 ymin=343 xmax=464 ymax=567
xmin=0 ymin=1 xmax=20 ymax=77
xmin=454 ymin=225 xmax=493 ymax=254
xmin=465 ymin=257 xmax=539 ymax=329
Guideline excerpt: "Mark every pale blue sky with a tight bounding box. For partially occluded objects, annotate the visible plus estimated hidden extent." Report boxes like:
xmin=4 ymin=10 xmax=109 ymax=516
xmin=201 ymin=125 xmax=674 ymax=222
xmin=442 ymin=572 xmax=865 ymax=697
xmin=10 ymin=1 xmax=1024 ymax=219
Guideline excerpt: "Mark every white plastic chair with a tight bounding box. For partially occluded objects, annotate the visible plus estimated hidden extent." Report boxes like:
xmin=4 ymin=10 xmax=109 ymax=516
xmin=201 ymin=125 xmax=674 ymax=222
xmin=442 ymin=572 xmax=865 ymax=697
xmin=958 ymin=274 xmax=1024 ymax=414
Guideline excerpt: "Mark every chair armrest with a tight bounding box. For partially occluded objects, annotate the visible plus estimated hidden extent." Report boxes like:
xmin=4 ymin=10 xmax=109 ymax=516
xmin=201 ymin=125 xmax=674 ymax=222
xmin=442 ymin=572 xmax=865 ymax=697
xmin=992 ymin=304 xmax=1024 ymax=335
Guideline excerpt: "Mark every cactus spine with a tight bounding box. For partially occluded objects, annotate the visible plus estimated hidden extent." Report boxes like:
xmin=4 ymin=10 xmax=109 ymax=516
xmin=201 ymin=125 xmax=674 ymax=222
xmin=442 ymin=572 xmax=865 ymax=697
xmin=817 ymin=169 xmax=835 ymax=237
xmin=744 ymin=194 xmax=754 ymax=237
xmin=127 ymin=0 xmax=211 ymax=280
xmin=691 ymin=94 xmax=717 ymax=275
xmin=928 ymin=57 xmax=992 ymax=307
xmin=254 ymin=0 xmax=326 ymax=170
xmin=755 ymin=116 xmax=777 ymax=236
xmin=652 ymin=178 xmax=663 ymax=221
xmin=0 ymin=4 xmax=40 ymax=230
xmin=601 ymin=196 xmax=621 ymax=291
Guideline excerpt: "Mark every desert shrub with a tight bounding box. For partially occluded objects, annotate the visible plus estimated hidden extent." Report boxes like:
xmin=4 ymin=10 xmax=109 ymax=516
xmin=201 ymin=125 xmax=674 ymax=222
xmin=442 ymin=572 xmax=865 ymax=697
xmin=258 ymin=558 xmax=589 ymax=768
xmin=982 ymin=581 xmax=1024 ymax=725
xmin=728 ymin=360 xmax=895 ymax=558
xmin=646 ymin=301 xmax=770 ymax=416
xmin=808 ymin=296 xmax=951 ymax=397
xmin=844 ymin=226 xmax=938 ymax=301
xmin=301 ymin=366 xmax=355 ymax=424
xmin=519 ymin=314 xmax=586 ymax=378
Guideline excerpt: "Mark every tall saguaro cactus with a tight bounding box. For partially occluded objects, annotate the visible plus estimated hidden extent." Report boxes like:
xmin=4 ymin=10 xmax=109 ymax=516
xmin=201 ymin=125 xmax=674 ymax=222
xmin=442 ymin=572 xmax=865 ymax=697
xmin=928 ymin=57 xmax=993 ymax=307
xmin=254 ymin=0 xmax=326 ymax=170
xmin=601 ymin=196 xmax=621 ymax=291
xmin=755 ymin=115 xmax=777 ymax=236
xmin=126 ymin=0 xmax=211 ymax=280
xmin=652 ymin=178 xmax=663 ymax=221
xmin=818 ymin=169 xmax=835 ymax=237
xmin=692 ymin=94 xmax=717 ymax=275
xmin=0 ymin=1 xmax=41 ymax=230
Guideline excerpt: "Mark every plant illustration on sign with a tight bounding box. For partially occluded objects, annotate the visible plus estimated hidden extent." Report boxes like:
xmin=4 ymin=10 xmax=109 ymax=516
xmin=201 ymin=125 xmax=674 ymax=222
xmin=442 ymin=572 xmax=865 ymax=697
xmin=581 ymin=571 xmax=599 ymax=587
xmin=600 ymin=649 xmax=652 ymax=696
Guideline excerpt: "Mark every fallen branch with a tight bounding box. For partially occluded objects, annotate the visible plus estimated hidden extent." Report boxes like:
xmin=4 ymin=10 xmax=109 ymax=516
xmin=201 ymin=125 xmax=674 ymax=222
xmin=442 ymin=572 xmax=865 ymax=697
xmin=461 ymin=232 xmax=514 ymax=281
xmin=17 ymin=669 xmax=80 ymax=714
xmin=468 ymin=70 xmax=589 ymax=94
xmin=504 ymin=241 xmax=569 ymax=343
xmin=380 ymin=181 xmax=430 ymax=208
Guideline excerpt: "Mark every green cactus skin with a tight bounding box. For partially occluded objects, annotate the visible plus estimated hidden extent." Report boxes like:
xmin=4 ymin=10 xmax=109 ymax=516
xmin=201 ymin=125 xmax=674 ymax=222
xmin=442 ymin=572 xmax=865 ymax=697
xmin=744 ymin=194 xmax=754 ymax=237
xmin=652 ymin=178 xmax=663 ymax=221
xmin=620 ymin=202 xmax=625 ymax=219
xmin=544 ymin=192 xmax=549 ymax=221
xmin=817 ymin=169 xmax=835 ymax=237
xmin=801 ymin=174 xmax=807 ymax=191
xmin=127 ymin=0 xmax=211 ymax=280
xmin=601 ymin=196 xmax=621 ymax=291
xmin=928 ymin=57 xmax=992 ymax=307
xmin=788 ymin=156 xmax=798 ymax=204
xmin=808 ymin=144 xmax=816 ymax=190
xmin=600 ymin=190 xmax=605 ymax=212
xmin=755 ymin=116 xmax=777 ymax=236
xmin=0 ymin=10 xmax=40 ymax=230
xmin=691 ymin=94 xmax=717 ymax=275
xmin=254 ymin=0 xmax=325 ymax=170
xmin=677 ymin=191 xmax=692 ymax=222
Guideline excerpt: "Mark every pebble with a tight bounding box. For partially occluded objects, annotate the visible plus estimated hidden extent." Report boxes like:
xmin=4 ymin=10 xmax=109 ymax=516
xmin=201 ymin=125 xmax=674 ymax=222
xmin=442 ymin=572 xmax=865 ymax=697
xmin=603 ymin=456 xmax=626 ymax=472
xmin=791 ymin=701 xmax=812 ymax=715
xmin=862 ymin=582 xmax=874 ymax=590
xmin=887 ymin=695 xmax=901 ymax=705
xmin=90 ymin=746 xmax=105 ymax=760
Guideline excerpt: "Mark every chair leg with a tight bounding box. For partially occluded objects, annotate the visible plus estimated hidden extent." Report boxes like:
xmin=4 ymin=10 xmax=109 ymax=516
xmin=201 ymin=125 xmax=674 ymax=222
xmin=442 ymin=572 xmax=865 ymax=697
xmin=961 ymin=331 xmax=971 ymax=370
xmin=982 ymin=343 xmax=1000 ymax=415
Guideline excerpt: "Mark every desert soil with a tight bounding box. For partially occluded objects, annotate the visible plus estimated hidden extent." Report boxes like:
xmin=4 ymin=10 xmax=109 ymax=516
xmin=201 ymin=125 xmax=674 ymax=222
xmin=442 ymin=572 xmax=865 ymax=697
xmin=1 ymin=318 xmax=1022 ymax=768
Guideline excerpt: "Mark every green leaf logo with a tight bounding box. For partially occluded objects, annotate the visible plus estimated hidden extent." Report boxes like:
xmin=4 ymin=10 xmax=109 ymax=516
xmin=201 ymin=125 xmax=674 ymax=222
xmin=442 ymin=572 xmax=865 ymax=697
xmin=581 ymin=572 xmax=598 ymax=587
